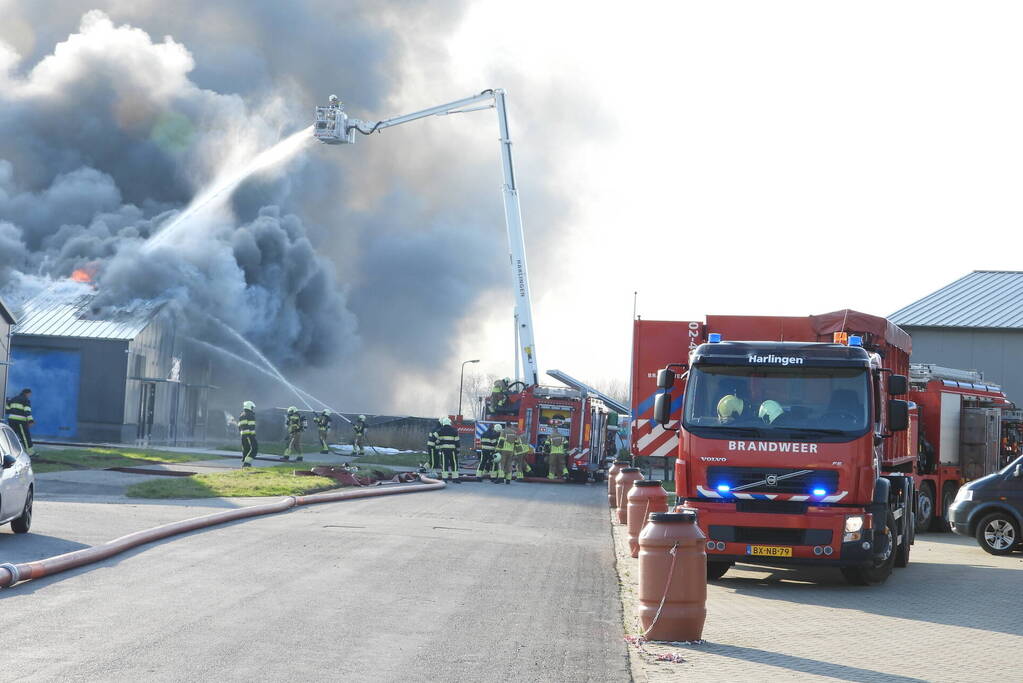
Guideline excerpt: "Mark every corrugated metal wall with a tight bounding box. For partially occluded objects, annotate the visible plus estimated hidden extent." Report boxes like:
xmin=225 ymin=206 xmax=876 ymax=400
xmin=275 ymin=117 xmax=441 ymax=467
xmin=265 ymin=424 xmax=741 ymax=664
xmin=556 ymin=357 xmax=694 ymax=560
xmin=905 ymin=327 xmax=1023 ymax=404
xmin=0 ymin=316 xmax=10 ymax=404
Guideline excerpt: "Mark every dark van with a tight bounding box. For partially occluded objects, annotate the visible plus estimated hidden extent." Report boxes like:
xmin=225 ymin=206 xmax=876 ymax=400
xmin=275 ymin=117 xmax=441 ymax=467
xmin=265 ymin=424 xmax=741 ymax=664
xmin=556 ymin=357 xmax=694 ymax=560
xmin=948 ymin=455 xmax=1023 ymax=555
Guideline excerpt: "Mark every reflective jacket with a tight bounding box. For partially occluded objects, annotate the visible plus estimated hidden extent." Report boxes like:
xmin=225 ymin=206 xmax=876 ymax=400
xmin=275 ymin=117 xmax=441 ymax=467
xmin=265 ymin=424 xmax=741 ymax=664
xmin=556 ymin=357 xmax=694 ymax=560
xmin=314 ymin=414 xmax=331 ymax=430
xmin=480 ymin=427 xmax=499 ymax=455
xmin=436 ymin=424 xmax=459 ymax=454
xmin=5 ymin=392 xmax=33 ymax=424
xmin=238 ymin=409 xmax=256 ymax=436
xmin=287 ymin=413 xmax=302 ymax=434
xmin=353 ymin=420 xmax=366 ymax=436
xmin=547 ymin=435 xmax=566 ymax=454
xmin=427 ymin=423 xmax=441 ymax=450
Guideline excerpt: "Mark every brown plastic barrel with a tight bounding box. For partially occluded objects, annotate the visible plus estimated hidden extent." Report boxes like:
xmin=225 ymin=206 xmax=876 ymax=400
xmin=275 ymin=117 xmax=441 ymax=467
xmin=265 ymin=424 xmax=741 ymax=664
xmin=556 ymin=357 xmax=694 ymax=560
xmin=615 ymin=467 xmax=643 ymax=524
xmin=608 ymin=459 xmax=629 ymax=507
xmin=627 ymin=480 xmax=669 ymax=558
xmin=637 ymin=510 xmax=707 ymax=642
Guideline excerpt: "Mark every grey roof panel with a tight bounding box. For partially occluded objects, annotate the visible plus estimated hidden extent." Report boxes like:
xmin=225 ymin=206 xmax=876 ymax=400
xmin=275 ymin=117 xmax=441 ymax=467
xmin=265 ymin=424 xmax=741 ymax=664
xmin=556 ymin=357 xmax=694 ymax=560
xmin=13 ymin=284 xmax=160 ymax=340
xmin=891 ymin=271 xmax=1023 ymax=329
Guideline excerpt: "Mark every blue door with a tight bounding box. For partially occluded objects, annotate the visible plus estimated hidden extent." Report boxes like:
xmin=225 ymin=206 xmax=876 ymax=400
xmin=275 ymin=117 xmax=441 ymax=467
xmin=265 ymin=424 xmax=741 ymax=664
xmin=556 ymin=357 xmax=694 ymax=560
xmin=8 ymin=348 xmax=81 ymax=439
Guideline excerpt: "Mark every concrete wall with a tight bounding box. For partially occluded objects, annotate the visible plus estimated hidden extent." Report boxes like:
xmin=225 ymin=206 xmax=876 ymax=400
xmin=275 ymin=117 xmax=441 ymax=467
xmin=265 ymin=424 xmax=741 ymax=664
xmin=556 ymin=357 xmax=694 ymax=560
xmin=905 ymin=326 xmax=1023 ymax=403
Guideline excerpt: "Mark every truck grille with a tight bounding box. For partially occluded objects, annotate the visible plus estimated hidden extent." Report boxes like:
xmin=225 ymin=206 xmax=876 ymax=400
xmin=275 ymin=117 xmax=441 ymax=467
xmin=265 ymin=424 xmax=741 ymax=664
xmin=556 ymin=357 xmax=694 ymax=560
xmin=709 ymin=525 xmax=833 ymax=546
xmin=707 ymin=466 xmax=839 ymax=496
xmin=735 ymin=500 xmax=809 ymax=515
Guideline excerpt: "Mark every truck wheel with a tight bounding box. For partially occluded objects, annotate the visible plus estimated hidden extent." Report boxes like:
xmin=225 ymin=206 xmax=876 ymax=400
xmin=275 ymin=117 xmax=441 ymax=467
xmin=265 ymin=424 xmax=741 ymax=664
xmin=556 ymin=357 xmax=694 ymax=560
xmin=931 ymin=484 xmax=956 ymax=532
xmin=11 ymin=487 xmax=32 ymax=534
xmin=915 ymin=482 xmax=935 ymax=534
xmin=841 ymin=510 xmax=896 ymax=585
xmin=707 ymin=561 xmax=733 ymax=580
xmin=975 ymin=513 xmax=1020 ymax=556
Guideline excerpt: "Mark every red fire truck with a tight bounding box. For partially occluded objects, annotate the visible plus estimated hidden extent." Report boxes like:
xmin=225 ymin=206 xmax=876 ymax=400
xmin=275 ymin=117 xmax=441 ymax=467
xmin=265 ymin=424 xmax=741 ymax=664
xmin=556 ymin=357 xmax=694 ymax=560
xmin=483 ymin=384 xmax=617 ymax=481
xmin=634 ymin=310 xmax=972 ymax=585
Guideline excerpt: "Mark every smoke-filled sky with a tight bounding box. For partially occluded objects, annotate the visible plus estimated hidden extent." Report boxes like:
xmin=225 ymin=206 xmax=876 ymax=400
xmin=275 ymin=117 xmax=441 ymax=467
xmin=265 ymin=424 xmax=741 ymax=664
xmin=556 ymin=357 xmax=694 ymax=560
xmin=1 ymin=1 xmax=1021 ymax=416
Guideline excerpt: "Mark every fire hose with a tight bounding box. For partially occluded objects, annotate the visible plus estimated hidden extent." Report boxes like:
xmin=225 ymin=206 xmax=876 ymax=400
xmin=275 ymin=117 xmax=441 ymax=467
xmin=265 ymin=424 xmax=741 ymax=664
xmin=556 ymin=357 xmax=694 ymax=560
xmin=0 ymin=475 xmax=445 ymax=589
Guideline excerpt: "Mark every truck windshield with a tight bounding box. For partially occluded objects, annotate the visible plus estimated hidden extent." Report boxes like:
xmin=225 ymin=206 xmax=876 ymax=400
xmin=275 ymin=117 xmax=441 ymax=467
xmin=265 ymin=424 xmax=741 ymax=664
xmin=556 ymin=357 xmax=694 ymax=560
xmin=684 ymin=364 xmax=870 ymax=440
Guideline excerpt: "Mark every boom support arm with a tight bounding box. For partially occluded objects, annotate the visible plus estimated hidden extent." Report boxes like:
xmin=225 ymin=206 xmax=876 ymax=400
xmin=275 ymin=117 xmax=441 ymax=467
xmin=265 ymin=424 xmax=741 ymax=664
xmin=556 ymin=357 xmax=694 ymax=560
xmin=315 ymin=90 xmax=539 ymax=385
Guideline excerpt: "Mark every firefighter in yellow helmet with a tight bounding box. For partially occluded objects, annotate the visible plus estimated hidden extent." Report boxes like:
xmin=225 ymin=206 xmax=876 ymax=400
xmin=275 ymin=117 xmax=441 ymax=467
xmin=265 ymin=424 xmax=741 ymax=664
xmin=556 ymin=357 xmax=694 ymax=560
xmin=283 ymin=407 xmax=304 ymax=461
xmin=512 ymin=438 xmax=532 ymax=480
xmin=436 ymin=416 xmax=461 ymax=482
xmin=314 ymin=409 xmax=332 ymax=454
xmin=716 ymin=394 xmax=744 ymax=423
xmin=238 ymin=401 xmax=258 ymax=468
xmin=758 ymin=400 xmax=784 ymax=424
xmin=494 ymin=424 xmax=516 ymax=484
xmin=352 ymin=415 xmax=367 ymax=457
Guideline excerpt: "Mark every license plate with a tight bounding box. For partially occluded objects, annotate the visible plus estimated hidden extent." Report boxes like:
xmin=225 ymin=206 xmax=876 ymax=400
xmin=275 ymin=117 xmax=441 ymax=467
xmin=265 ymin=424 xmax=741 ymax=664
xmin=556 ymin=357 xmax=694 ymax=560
xmin=746 ymin=544 xmax=793 ymax=557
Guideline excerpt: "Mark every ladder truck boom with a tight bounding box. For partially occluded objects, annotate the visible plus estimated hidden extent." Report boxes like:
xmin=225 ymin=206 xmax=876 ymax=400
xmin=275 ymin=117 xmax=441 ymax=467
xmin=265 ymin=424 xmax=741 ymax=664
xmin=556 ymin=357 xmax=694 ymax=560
xmin=314 ymin=90 xmax=540 ymax=385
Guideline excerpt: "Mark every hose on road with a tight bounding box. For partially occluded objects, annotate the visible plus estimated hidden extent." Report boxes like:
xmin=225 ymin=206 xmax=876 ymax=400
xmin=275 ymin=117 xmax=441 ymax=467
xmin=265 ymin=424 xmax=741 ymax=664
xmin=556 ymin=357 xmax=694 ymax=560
xmin=0 ymin=476 xmax=445 ymax=589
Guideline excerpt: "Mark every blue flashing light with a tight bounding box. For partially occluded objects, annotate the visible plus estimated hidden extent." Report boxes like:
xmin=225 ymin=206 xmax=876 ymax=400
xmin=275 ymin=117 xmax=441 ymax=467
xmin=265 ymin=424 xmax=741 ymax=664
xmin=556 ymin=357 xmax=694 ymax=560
xmin=812 ymin=488 xmax=827 ymax=497
xmin=708 ymin=333 xmax=722 ymax=343
xmin=716 ymin=484 xmax=731 ymax=493
xmin=848 ymin=335 xmax=863 ymax=347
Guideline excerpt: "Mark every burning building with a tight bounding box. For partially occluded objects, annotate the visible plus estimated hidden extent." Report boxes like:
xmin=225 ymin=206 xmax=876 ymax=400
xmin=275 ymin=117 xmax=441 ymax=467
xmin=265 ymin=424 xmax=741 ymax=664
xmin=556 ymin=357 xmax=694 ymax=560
xmin=9 ymin=285 xmax=212 ymax=444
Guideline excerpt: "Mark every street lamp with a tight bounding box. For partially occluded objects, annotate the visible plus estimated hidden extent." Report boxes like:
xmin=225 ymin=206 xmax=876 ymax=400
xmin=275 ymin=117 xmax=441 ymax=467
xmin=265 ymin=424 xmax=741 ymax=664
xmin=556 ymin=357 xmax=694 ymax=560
xmin=458 ymin=359 xmax=480 ymax=419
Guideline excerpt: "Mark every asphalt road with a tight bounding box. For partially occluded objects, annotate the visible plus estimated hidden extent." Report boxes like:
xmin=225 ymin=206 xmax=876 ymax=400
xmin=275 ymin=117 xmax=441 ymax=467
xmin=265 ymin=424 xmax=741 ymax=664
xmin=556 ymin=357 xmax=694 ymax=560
xmin=1 ymin=481 xmax=630 ymax=682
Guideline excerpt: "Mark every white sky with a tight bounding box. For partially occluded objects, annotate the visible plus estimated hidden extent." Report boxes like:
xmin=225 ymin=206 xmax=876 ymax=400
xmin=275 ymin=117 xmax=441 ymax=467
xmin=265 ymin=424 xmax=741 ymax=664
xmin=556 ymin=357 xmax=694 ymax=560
xmin=439 ymin=2 xmax=1023 ymax=394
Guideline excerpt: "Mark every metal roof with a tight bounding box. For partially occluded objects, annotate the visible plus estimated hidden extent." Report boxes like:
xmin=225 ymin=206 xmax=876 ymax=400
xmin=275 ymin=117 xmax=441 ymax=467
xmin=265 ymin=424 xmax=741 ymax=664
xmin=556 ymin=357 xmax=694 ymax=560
xmin=13 ymin=284 xmax=161 ymax=340
xmin=890 ymin=271 xmax=1023 ymax=329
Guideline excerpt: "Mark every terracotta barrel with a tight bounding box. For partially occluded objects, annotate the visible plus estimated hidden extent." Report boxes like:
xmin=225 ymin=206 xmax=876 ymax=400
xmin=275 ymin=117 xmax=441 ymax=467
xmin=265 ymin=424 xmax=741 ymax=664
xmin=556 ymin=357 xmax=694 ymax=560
xmin=607 ymin=459 xmax=629 ymax=508
xmin=615 ymin=467 xmax=643 ymax=524
xmin=637 ymin=510 xmax=707 ymax=642
xmin=627 ymin=480 xmax=669 ymax=558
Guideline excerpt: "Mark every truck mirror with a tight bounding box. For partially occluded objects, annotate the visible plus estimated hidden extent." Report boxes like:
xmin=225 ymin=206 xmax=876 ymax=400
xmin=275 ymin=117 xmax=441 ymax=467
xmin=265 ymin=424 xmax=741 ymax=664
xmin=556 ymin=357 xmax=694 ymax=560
xmin=656 ymin=368 xmax=675 ymax=390
xmin=653 ymin=393 xmax=672 ymax=426
xmin=1015 ymin=464 xmax=1022 ymax=479
xmin=888 ymin=374 xmax=908 ymax=395
xmin=888 ymin=399 xmax=909 ymax=432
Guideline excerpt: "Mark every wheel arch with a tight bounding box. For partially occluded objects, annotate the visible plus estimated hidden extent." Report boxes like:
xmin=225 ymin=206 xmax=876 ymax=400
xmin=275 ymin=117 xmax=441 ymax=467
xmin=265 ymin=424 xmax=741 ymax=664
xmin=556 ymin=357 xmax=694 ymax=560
xmin=968 ymin=503 xmax=1023 ymax=536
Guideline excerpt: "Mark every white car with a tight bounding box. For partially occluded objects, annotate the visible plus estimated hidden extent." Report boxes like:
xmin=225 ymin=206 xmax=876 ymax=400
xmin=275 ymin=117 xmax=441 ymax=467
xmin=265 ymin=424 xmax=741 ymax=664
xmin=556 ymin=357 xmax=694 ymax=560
xmin=0 ymin=423 xmax=33 ymax=534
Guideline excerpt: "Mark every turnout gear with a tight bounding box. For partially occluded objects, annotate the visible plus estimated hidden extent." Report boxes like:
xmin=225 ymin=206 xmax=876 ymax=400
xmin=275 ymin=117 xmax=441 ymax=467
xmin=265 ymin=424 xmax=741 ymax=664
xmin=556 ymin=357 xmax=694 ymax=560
xmin=284 ymin=409 xmax=304 ymax=461
xmin=238 ymin=404 xmax=258 ymax=467
xmin=545 ymin=434 xmax=567 ymax=479
xmin=426 ymin=420 xmax=442 ymax=475
xmin=495 ymin=432 xmax=518 ymax=484
xmin=352 ymin=415 xmax=367 ymax=457
xmin=436 ymin=422 xmax=460 ymax=481
xmin=5 ymin=389 xmax=35 ymax=455
xmin=512 ymin=441 xmax=531 ymax=480
xmin=477 ymin=424 xmax=499 ymax=478
xmin=314 ymin=410 xmax=332 ymax=454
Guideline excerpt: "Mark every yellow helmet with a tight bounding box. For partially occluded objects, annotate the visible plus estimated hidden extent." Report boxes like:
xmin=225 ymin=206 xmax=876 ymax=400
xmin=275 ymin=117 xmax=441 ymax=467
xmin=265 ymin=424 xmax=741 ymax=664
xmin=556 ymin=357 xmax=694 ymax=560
xmin=288 ymin=406 xmax=297 ymax=413
xmin=716 ymin=394 xmax=744 ymax=421
xmin=758 ymin=400 xmax=784 ymax=424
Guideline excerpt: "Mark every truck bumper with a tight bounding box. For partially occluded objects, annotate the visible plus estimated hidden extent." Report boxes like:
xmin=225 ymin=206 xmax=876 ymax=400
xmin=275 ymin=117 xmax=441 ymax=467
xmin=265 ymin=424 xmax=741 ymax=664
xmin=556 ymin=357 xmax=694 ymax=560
xmin=683 ymin=501 xmax=876 ymax=568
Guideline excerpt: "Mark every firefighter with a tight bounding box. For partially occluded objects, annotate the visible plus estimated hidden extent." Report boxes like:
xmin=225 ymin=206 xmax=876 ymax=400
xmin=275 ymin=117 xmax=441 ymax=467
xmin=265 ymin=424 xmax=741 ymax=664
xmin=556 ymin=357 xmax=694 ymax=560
xmin=426 ymin=418 xmax=442 ymax=476
xmin=352 ymin=415 xmax=367 ymax=457
xmin=546 ymin=433 xmax=568 ymax=480
xmin=512 ymin=438 xmax=532 ymax=480
xmin=488 ymin=378 xmax=511 ymax=413
xmin=477 ymin=422 xmax=499 ymax=479
xmin=314 ymin=409 xmax=332 ymax=454
xmin=436 ymin=416 xmax=461 ymax=482
xmin=5 ymin=388 xmax=35 ymax=455
xmin=283 ymin=407 xmax=304 ymax=461
xmin=238 ymin=401 xmax=258 ymax=468
xmin=494 ymin=424 xmax=516 ymax=484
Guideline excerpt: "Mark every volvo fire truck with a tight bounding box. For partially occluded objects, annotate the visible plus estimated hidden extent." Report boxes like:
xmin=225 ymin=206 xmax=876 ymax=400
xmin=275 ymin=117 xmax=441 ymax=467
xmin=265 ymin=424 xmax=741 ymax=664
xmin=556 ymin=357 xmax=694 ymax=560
xmin=636 ymin=310 xmax=1012 ymax=585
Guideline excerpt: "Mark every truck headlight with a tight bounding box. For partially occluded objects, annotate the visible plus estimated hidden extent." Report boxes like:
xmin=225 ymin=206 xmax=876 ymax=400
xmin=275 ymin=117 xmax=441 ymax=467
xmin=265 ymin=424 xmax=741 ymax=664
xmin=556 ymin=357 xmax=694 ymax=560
xmin=953 ymin=487 xmax=973 ymax=503
xmin=844 ymin=515 xmax=865 ymax=533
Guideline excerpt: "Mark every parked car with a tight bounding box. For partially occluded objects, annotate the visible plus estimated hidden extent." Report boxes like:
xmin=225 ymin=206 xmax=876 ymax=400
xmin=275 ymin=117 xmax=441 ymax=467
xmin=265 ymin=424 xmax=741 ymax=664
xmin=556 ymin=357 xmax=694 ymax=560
xmin=949 ymin=454 xmax=1022 ymax=555
xmin=0 ymin=424 xmax=34 ymax=534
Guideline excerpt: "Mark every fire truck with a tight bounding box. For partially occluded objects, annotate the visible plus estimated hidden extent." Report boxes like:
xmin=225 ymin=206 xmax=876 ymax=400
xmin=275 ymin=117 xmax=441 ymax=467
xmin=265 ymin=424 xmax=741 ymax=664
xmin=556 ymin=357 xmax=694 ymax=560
xmin=482 ymin=382 xmax=619 ymax=481
xmin=634 ymin=310 xmax=1012 ymax=585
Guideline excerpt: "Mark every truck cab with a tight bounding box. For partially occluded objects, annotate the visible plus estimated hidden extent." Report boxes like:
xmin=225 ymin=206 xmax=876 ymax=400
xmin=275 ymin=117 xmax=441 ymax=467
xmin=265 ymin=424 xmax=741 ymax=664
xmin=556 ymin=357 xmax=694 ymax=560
xmin=655 ymin=334 xmax=914 ymax=585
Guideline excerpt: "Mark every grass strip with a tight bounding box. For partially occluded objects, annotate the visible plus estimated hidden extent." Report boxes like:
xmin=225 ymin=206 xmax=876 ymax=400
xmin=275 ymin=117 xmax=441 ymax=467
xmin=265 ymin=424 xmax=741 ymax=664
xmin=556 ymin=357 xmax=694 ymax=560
xmin=30 ymin=447 xmax=213 ymax=474
xmin=124 ymin=464 xmax=397 ymax=499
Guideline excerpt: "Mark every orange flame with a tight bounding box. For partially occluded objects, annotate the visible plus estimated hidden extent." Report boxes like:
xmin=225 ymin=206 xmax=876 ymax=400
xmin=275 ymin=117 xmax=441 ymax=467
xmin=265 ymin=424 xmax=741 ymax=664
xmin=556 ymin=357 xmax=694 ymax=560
xmin=71 ymin=269 xmax=93 ymax=283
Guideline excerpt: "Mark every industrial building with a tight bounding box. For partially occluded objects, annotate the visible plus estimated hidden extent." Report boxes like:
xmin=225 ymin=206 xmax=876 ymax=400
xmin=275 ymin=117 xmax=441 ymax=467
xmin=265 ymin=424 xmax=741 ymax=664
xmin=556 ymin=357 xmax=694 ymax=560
xmin=891 ymin=270 xmax=1023 ymax=402
xmin=0 ymin=297 xmax=15 ymax=402
xmin=9 ymin=286 xmax=212 ymax=444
